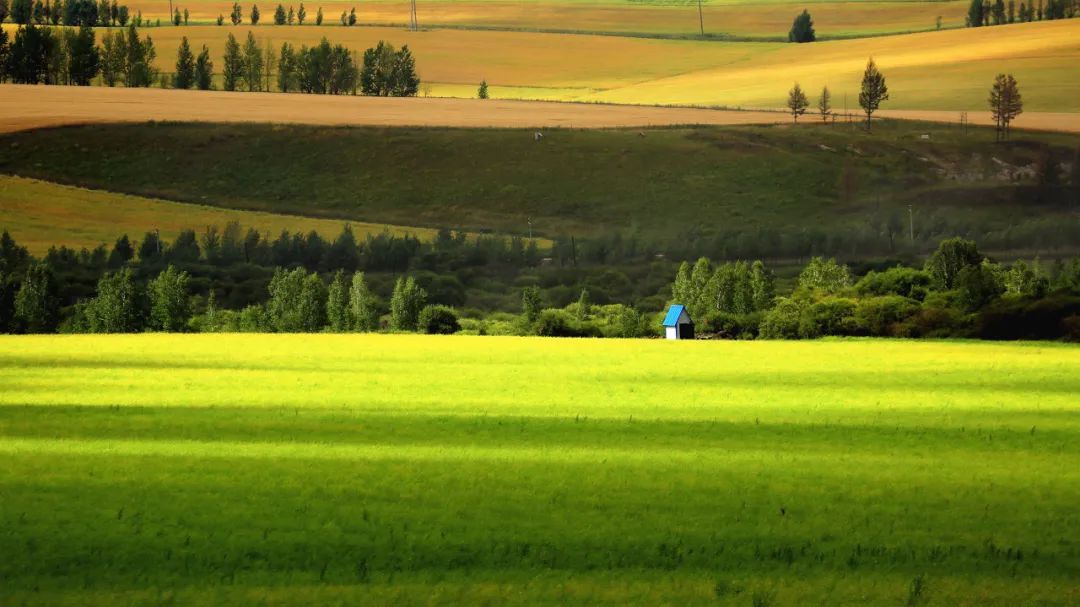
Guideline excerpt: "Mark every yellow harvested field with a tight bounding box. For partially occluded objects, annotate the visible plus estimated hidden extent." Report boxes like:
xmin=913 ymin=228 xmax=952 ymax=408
xmin=41 ymin=18 xmax=1077 ymax=113
xmin=0 ymin=175 xmax=451 ymax=254
xmin=584 ymin=19 xmax=1080 ymax=111
xmin=118 ymin=0 xmax=971 ymax=38
xmin=0 ymin=85 xmax=789 ymax=132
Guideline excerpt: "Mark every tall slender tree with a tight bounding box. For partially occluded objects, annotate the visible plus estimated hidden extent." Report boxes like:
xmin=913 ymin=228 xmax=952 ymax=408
xmin=222 ymin=32 xmax=242 ymax=90
xmin=787 ymin=82 xmax=809 ymax=122
xmin=989 ymin=73 xmax=1022 ymax=141
xmin=14 ymin=262 xmax=59 ymax=333
xmin=858 ymin=57 xmax=888 ymax=131
xmin=174 ymin=36 xmax=195 ymax=88
xmin=194 ymin=44 xmax=213 ymax=89
xmin=818 ymin=85 xmax=831 ymax=122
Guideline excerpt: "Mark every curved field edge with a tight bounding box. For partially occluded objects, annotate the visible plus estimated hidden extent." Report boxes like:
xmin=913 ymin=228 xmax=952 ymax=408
xmin=0 ymin=335 xmax=1078 ymax=606
xmin=0 ymin=176 xmax=471 ymax=255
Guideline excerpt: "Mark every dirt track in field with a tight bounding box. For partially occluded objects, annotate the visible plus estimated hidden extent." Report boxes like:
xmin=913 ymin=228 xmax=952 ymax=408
xmin=0 ymin=85 xmax=790 ymax=132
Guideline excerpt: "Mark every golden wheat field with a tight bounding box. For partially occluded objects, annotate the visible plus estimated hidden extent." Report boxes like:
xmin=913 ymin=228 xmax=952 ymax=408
xmin=118 ymin=0 xmax=970 ymax=38
xmin=39 ymin=18 xmax=1076 ymax=113
xmin=0 ymin=175 xmax=449 ymax=254
xmin=0 ymin=85 xmax=791 ymax=133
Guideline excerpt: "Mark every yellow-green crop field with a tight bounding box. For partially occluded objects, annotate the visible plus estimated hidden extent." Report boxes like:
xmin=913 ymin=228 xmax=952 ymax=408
xmin=0 ymin=175 xmax=452 ymax=254
xmin=1 ymin=334 xmax=1078 ymax=605
xmin=62 ymin=19 xmax=1080 ymax=112
xmin=119 ymin=0 xmax=971 ymax=39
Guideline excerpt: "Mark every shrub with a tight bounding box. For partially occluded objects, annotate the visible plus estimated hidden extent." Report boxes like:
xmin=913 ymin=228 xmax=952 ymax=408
xmin=759 ymin=297 xmax=803 ymax=339
xmin=975 ymin=295 xmax=1080 ymax=340
xmin=898 ymin=305 xmax=966 ymax=338
xmin=534 ymin=309 xmax=598 ymax=338
xmin=855 ymin=266 xmax=931 ymax=300
xmin=703 ymin=311 xmax=762 ymax=339
xmin=418 ymin=305 xmax=460 ymax=335
xmin=799 ymin=297 xmax=858 ymax=338
xmin=854 ymin=296 xmax=920 ymax=336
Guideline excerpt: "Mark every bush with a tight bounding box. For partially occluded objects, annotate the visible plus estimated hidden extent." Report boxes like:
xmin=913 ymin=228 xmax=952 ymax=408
xmin=534 ymin=309 xmax=598 ymax=338
xmin=418 ymin=304 xmax=460 ymax=335
xmin=854 ymin=296 xmax=920 ymax=336
xmin=799 ymin=297 xmax=858 ymax=338
xmin=855 ymin=266 xmax=931 ymax=300
xmin=759 ymin=297 xmax=803 ymax=339
xmin=975 ymin=295 xmax=1080 ymax=340
xmin=702 ymin=311 xmax=762 ymax=339
xmin=898 ymin=305 xmax=967 ymax=338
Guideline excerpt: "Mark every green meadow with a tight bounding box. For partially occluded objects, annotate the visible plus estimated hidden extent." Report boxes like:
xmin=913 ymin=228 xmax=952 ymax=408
xmin=1 ymin=335 xmax=1078 ymax=605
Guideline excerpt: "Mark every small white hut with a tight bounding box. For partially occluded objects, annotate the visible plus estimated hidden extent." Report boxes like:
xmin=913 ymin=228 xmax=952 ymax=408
xmin=663 ymin=305 xmax=694 ymax=340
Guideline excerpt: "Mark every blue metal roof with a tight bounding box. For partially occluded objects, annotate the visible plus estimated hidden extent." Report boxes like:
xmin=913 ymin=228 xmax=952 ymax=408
xmin=663 ymin=304 xmax=688 ymax=327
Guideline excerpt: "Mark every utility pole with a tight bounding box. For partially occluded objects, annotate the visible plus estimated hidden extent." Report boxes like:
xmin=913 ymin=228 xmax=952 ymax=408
xmin=697 ymin=0 xmax=704 ymax=37
xmin=410 ymin=0 xmax=417 ymax=30
xmin=908 ymin=204 xmax=914 ymax=245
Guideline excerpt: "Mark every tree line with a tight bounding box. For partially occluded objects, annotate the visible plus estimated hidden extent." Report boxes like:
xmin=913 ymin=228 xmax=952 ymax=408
xmin=675 ymin=238 xmax=1080 ymax=341
xmin=1 ymin=0 xmax=135 ymax=26
xmin=0 ymin=24 xmax=419 ymax=97
xmin=4 ymin=226 xmax=1078 ymax=339
xmin=967 ymin=0 xmax=1077 ymax=26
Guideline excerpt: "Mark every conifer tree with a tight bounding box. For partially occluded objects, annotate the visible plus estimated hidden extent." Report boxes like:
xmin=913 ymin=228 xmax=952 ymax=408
xmin=858 ymin=57 xmax=888 ymax=131
xmin=788 ymin=9 xmax=815 ymax=42
xmin=67 ymin=25 xmax=99 ymax=85
xmin=249 ymin=2 xmax=258 ymax=24
xmin=174 ymin=36 xmax=195 ymax=88
xmin=194 ymin=44 xmax=213 ymax=89
xmin=222 ymin=32 xmax=242 ymax=90
xmin=241 ymin=30 xmax=262 ymax=90
xmin=818 ymin=85 xmax=831 ymax=122
xmin=989 ymin=73 xmax=1022 ymax=141
xmin=787 ymin=82 xmax=809 ymax=122
xmin=273 ymin=2 xmax=284 ymax=24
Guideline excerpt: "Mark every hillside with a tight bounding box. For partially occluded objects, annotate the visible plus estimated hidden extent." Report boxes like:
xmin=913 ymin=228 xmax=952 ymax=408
xmin=2 ymin=121 xmax=1077 ymax=260
xmin=0 ymin=176 xmax=461 ymax=255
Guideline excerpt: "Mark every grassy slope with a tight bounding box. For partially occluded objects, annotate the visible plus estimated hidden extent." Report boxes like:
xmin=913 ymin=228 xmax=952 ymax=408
xmin=1 ymin=121 xmax=1077 ymax=250
xmin=0 ymin=176 xmax=458 ymax=255
xmin=1 ymin=335 xmax=1078 ymax=605
xmin=23 ymin=20 xmax=1075 ymax=111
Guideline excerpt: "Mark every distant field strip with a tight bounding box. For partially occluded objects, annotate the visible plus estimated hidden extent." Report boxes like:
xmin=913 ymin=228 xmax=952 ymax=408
xmin=115 ymin=0 xmax=971 ymax=38
xmin=3 ymin=19 xmax=1065 ymax=115
xmin=1 ymin=335 xmax=1079 ymax=605
xmin=0 ymin=175 xmax=448 ymax=254
xmin=0 ymin=85 xmax=788 ymax=132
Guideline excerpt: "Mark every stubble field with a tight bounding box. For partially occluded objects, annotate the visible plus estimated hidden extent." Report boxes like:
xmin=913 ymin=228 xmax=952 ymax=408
xmin=117 ymin=0 xmax=971 ymax=39
xmin=41 ymin=19 xmax=1080 ymax=112
xmin=1 ymin=335 xmax=1078 ymax=605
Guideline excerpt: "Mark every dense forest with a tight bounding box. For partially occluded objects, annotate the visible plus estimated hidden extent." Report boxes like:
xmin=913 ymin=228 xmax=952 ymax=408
xmin=2 ymin=226 xmax=1078 ymax=340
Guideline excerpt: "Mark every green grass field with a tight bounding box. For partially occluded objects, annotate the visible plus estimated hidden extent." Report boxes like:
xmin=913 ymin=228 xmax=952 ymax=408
xmin=1 ymin=335 xmax=1078 ymax=605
